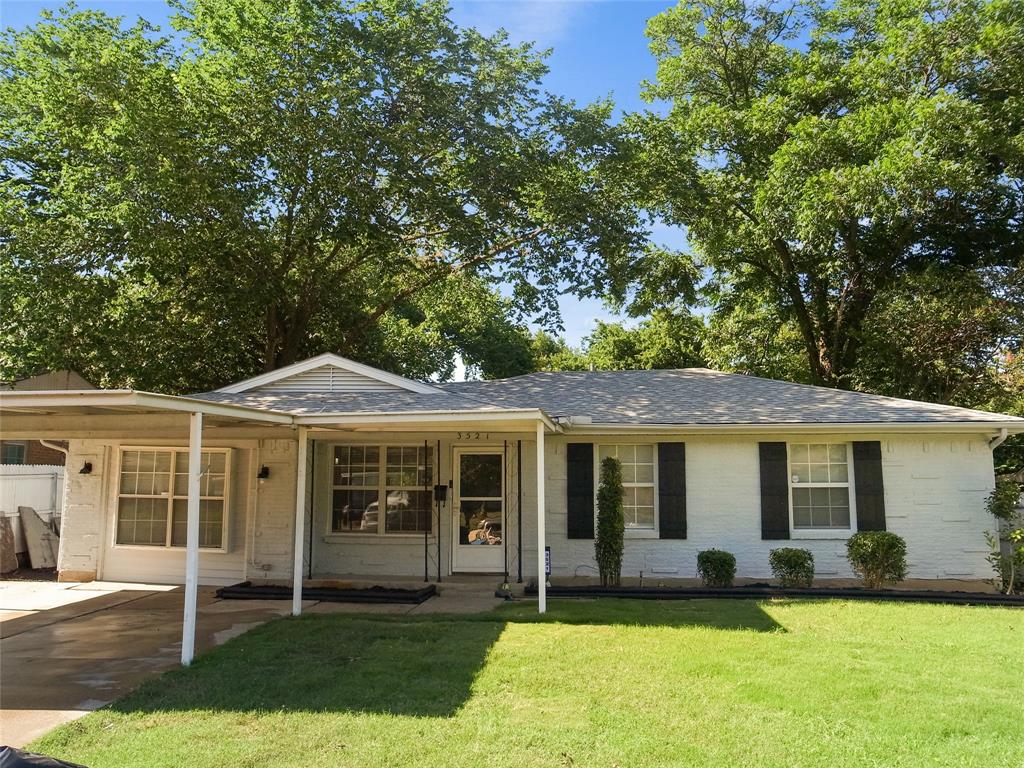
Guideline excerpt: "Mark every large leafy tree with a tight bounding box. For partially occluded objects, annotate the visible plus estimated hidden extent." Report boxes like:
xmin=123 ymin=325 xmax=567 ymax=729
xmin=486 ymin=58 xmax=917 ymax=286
xmin=529 ymin=310 xmax=706 ymax=372
xmin=635 ymin=0 xmax=1024 ymax=388
xmin=0 ymin=0 xmax=644 ymax=391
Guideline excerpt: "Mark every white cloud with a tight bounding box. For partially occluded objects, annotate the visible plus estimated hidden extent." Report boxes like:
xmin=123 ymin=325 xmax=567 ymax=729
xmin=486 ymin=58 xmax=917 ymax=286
xmin=450 ymin=0 xmax=587 ymax=46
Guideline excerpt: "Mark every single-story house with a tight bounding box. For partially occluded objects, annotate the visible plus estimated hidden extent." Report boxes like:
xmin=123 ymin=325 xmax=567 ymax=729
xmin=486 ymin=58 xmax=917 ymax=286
xmin=2 ymin=353 xmax=1022 ymax=657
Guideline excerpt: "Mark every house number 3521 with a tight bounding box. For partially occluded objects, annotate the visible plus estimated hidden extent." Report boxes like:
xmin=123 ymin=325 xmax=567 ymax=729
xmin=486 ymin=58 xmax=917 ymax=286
xmin=456 ymin=432 xmax=488 ymax=440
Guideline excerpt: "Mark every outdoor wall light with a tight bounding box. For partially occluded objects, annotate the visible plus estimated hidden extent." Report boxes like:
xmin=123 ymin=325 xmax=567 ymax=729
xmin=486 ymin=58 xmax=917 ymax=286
xmin=257 ymin=465 xmax=271 ymax=480
xmin=79 ymin=462 xmax=92 ymax=475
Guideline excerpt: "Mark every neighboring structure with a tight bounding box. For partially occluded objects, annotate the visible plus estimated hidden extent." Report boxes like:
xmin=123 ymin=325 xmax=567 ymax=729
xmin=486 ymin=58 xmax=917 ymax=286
xmin=1 ymin=354 xmax=1021 ymax=631
xmin=1 ymin=370 xmax=94 ymax=466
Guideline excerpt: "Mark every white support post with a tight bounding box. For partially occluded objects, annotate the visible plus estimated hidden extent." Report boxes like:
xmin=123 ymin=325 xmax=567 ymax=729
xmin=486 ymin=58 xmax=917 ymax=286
xmin=181 ymin=411 xmax=203 ymax=666
xmin=292 ymin=426 xmax=309 ymax=616
xmin=536 ymin=420 xmax=547 ymax=614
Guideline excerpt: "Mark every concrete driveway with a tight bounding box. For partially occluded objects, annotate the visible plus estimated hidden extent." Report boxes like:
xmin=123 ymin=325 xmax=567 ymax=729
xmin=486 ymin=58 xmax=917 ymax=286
xmin=0 ymin=580 xmax=299 ymax=748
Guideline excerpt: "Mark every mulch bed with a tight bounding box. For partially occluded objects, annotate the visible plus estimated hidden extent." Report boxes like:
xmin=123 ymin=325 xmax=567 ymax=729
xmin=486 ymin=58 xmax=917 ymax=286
xmin=523 ymin=584 xmax=1024 ymax=607
xmin=216 ymin=581 xmax=437 ymax=604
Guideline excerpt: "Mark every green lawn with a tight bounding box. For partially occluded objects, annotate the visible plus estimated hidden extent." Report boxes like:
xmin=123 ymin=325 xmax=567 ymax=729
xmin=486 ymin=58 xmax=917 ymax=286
xmin=34 ymin=599 xmax=1024 ymax=768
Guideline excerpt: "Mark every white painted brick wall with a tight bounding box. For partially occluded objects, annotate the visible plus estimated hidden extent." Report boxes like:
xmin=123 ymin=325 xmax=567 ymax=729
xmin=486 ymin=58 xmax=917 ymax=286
xmin=543 ymin=433 xmax=996 ymax=582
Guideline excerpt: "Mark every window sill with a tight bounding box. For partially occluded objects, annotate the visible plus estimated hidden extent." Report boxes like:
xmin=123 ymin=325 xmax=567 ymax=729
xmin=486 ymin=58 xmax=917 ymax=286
xmin=322 ymin=533 xmax=436 ymax=544
xmin=110 ymin=544 xmax=230 ymax=554
xmin=790 ymin=529 xmax=853 ymax=540
xmin=624 ymin=529 xmax=659 ymax=539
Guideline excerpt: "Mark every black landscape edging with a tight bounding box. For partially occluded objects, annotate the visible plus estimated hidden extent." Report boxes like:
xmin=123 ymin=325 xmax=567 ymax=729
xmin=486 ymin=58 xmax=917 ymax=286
xmin=216 ymin=581 xmax=437 ymax=604
xmin=522 ymin=584 xmax=1024 ymax=607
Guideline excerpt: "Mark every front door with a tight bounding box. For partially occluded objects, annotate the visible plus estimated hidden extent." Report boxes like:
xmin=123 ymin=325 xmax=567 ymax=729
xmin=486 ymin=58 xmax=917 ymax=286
xmin=452 ymin=449 xmax=504 ymax=573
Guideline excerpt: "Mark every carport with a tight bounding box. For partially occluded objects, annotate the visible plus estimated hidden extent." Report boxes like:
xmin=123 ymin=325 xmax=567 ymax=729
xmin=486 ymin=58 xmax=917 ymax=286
xmin=0 ymin=391 xmax=294 ymax=664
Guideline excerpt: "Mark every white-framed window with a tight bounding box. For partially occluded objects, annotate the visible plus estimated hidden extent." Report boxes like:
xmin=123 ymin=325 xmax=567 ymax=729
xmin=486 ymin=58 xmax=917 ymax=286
xmin=788 ymin=443 xmax=852 ymax=530
xmin=331 ymin=445 xmax=433 ymax=535
xmin=597 ymin=444 xmax=656 ymax=530
xmin=1 ymin=441 xmax=27 ymax=464
xmin=116 ymin=448 xmax=230 ymax=550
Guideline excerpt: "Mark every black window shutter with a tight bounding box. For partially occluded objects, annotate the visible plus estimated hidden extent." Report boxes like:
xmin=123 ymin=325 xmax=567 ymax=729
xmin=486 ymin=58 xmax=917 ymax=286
xmin=658 ymin=443 xmax=687 ymax=539
xmin=759 ymin=442 xmax=790 ymax=540
xmin=566 ymin=443 xmax=595 ymax=539
xmin=852 ymin=441 xmax=886 ymax=531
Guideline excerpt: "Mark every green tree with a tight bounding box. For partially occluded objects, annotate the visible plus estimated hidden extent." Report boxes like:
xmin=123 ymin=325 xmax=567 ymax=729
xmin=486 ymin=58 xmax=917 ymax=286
xmin=0 ymin=0 xmax=645 ymax=392
xmin=634 ymin=0 xmax=1024 ymax=388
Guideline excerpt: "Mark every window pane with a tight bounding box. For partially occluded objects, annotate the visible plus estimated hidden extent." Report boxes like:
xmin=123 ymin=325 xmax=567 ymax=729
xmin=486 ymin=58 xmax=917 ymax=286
xmin=386 ymin=446 xmax=432 ymax=488
xmin=331 ymin=489 xmax=379 ymax=532
xmin=831 ymin=506 xmax=850 ymax=527
xmin=116 ymin=497 xmax=168 ymax=545
xmin=810 ymin=507 xmax=831 ymax=527
xmin=633 ymin=506 xmax=656 ymax=529
xmin=635 ymin=444 xmax=654 ymax=463
xmin=829 ymin=463 xmax=849 ymax=482
xmin=174 ymin=451 xmax=228 ymax=497
xmin=334 ymin=446 xmax=379 ymax=487
xmin=635 ymin=463 xmax=655 ymax=483
xmin=810 ymin=464 xmax=830 ymax=482
xmin=790 ymin=444 xmax=808 ymax=462
xmin=791 ymin=463 xmax=809 ymax=484
xmin=809 ymin=444 xmax=829 ymax=462
xmin=459 ymin=500 xmax=502 ymax=545
xmin=792 ymin=487 xmax=810 ymax=506
xmin=635 ymin=486 xmax=654 ymax=507
xmin=170 ymin=499 xmax=224 ymax=548
xmin=459 ymin=454 xmax=501 ymax=497
xmin=385 ymin=489 xmax=431 ymax=533
xmin=793 ymin=507 xmax=812 ymax=527
xmin=829 ymin=487 xmax=850 ymax=506
xmin=620 ymin=463 xmax=636 ymax=483
xmin=829 ymin=444 xmax=847 ymax=463
xmin=598 ymin=445 xmax=614 ymax=461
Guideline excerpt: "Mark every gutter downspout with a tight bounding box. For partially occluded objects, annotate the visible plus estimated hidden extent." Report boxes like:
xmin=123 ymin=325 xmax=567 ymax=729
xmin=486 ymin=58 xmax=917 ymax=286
xmin=38 ymin=439 xmax=69 ymax=457
xmin=990 ymin=428 xmax=1009 ymax=450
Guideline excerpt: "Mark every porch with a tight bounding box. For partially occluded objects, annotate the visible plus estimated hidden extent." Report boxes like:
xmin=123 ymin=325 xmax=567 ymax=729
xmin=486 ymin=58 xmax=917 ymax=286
xmin=0 ymin=389 xmax=557 ymax=666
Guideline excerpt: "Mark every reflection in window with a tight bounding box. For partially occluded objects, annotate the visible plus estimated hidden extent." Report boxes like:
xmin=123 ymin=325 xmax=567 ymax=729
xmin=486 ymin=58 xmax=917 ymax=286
xmin=331 ymin=445 xmax=433 ymax=534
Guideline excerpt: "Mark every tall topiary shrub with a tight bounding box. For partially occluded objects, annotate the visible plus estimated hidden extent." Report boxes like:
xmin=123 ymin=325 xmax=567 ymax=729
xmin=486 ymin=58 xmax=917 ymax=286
xmin=846 ymin=531 xmax=907 ymax=589
xmin=595 ymin=456 xmax=624 ymax=587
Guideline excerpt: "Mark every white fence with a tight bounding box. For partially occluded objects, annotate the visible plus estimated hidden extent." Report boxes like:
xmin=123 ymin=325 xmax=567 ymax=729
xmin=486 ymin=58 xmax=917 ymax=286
xmin=0 ymin=464 xmax=64 ymax=554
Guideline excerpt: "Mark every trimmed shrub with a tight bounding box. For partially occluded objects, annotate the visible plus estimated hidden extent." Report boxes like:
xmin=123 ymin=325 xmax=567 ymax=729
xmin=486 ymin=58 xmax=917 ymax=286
xmin=769 ymin=547 xmax=815 ymax=588
xmin=697 ymin=549 xmax=736 ymax=588
xmin=985 ymin=478 xmax=1024 ymax=594
xmin=595 ymin=456 xmax=624 ymax=587
xmin=846 ymin=531 xmax=907 ymax=589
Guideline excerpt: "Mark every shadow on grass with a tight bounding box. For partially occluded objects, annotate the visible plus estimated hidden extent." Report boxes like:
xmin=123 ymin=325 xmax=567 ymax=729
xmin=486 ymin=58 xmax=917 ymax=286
xmin=104 ymin=598 xmax=782 ymax=719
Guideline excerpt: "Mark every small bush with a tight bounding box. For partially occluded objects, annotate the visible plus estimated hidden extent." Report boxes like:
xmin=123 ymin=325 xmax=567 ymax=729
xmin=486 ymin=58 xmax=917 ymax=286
xmin=846 ymin=531 xmax=907 ymax=589
xmin=985 ymin=478 xmax=1024 ymax=594
xmin=697 ymin=549 xmax=736 ymax=588
xmin=769 ymin=548 xmax=814 ymax=588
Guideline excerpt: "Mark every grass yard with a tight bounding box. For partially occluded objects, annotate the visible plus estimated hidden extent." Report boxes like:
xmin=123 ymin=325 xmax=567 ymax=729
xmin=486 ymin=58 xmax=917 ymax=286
xmin=33 ymin=599 xmax=1024 ymax=768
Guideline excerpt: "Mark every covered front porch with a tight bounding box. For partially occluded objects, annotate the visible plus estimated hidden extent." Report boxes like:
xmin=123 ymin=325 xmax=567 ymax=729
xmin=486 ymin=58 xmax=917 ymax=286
xmin=0 ymin=389 xmax=557 ymax=666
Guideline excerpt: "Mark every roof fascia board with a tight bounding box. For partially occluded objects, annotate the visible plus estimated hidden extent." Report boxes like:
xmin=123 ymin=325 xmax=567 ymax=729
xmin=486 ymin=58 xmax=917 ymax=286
xmin=562 ymin=421 xmax=1024 ymax=435
xmin=0 ymin=390 xmax=294 ymax=424
xmin=295 ymin=409 xmax=559 ymax=432
xmin=215 ymin=353 xmax=440 ymax=395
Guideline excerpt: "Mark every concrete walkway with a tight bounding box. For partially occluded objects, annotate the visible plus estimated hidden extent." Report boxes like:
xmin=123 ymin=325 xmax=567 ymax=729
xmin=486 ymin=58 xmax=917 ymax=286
xmin=0 ymin=580 xmax=504 ymax=748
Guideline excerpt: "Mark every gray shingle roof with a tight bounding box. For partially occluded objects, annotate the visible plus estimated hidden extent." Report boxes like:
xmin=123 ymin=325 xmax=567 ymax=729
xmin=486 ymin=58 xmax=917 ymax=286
xmin=192 ymin=389 xmax=503 ymax=416
xmin=191 ymin=368 xmax=1023 ymax=426
xmin=438 ymin=369 xmax=1022 ymax=425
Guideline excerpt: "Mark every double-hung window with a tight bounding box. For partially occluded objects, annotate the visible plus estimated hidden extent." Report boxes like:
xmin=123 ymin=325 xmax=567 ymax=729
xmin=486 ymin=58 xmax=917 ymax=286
xmin=332 ymin=445 xmax=433 ymax=535
xmin=116 ymin=448 xmax=230 ymax=549
xmin=598 ymin=444 xmax=656 ymax=530
xmin=789 ymin=443 xmax=851 ymax=530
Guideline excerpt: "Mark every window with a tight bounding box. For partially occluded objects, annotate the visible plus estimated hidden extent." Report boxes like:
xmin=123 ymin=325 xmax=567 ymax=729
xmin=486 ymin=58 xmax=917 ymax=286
xmin=789 ymin=443 xmax=851 ymax=529
xmin=1 ymin=441 xmax=27 ymax=464
xmin=331 ymin=445 xmax=433 ymax=534
xmin=598 ymin=444 xmax=655 ymax=530
xmin=116 ymin=448 xmax=229 ymax=549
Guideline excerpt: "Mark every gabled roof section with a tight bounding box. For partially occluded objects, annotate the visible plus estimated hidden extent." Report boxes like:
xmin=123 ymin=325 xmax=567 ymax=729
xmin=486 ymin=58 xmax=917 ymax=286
xmin=215 ymin=353 xmax=441 ymax=395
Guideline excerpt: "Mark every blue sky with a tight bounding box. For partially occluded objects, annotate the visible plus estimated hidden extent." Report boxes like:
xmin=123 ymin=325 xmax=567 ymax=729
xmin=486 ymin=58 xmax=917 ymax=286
xmin=1 ymin=0 xmax=688 ymax=346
